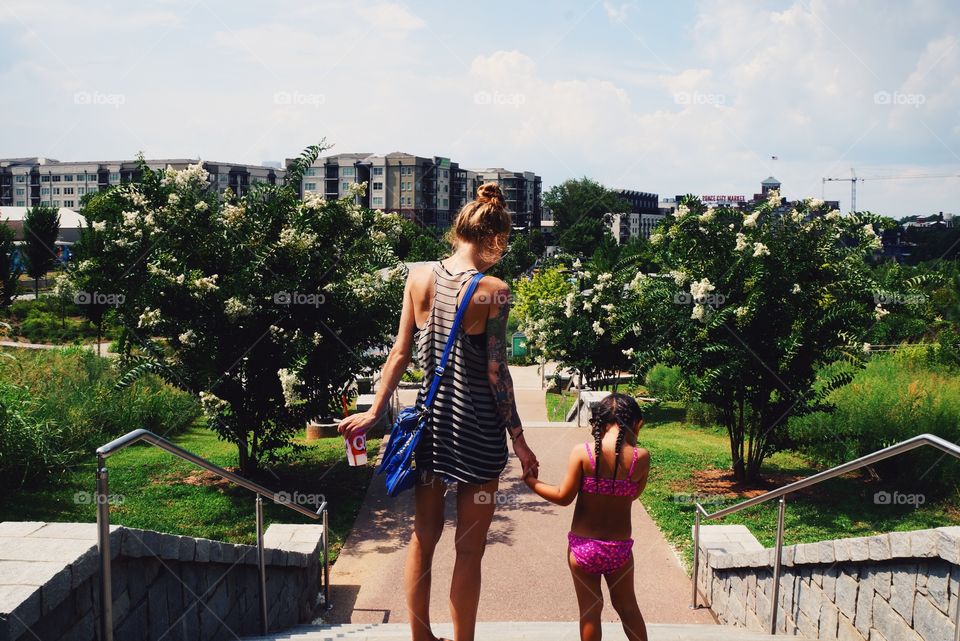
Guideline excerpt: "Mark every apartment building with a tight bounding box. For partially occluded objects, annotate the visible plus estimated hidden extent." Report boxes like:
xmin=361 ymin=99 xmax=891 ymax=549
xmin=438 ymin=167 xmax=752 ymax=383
xmin=0 ymin=157 xmax=286 ymax=209
xmin=608 ymin=189 xmax=662 ymax=242
xmin=294 ymin=152 xmax=542 ymax=229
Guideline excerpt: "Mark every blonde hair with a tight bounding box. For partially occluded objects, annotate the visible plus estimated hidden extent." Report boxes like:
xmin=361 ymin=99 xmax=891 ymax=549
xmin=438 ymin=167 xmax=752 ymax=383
xmin=447 ymin=182 xmax=511 ymax=261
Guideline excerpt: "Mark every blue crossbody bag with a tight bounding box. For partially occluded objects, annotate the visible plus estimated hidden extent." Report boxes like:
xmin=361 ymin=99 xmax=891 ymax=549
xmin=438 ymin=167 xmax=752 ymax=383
xmin=378 ymin=271 xmax=485 ymax=497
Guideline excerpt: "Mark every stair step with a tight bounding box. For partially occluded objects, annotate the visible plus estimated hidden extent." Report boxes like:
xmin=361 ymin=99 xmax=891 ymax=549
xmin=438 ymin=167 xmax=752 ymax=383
xmin=244 ymin=622 xmax=809 ymax=641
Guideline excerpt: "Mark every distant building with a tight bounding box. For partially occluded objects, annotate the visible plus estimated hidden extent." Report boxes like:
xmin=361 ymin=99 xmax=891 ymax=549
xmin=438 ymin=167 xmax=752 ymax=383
xmin=292 ymin=152 xmax=542 ymax=229
xmin=608 ymin=189 xmax=662 ymax=242
xmin=0 ymin=157 xmax=285 ymax=209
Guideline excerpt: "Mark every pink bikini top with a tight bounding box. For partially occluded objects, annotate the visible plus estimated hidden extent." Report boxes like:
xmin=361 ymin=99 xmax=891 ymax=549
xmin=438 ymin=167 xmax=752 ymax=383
xmin=581 ymin=442 xmax=641 ymax=497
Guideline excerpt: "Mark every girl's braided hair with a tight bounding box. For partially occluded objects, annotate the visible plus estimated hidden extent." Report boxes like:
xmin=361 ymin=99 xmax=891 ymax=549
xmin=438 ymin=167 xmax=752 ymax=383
xmin=588 ymin=393 xmax=643 ymax=480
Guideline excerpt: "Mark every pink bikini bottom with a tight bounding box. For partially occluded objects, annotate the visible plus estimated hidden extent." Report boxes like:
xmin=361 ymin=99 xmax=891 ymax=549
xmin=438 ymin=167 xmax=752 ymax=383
xmin=568 ymin=532 xmax=634 ymax=575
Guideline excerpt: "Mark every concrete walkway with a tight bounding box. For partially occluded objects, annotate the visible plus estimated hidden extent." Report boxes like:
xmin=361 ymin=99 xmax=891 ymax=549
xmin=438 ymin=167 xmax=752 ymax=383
xmin=329 ymin=366 xmax=712 ymax=626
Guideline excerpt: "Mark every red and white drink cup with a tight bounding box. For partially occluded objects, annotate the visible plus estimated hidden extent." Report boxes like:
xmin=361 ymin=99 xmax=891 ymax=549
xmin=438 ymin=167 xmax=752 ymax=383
xmin=345 ymin=433 xmax=367 ymax=466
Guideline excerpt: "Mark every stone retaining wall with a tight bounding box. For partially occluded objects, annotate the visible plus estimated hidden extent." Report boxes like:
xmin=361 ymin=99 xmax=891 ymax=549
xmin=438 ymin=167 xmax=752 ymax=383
xmin=695 ymin=524 xmax=960 ymax=640
xmin=0 ymin=521 xmax=325 ymax=641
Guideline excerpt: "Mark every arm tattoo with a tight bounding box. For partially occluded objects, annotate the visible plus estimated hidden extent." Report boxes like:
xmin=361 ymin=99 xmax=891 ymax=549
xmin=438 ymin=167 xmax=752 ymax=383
xmin=487 ymin=288 xmax=523 ymax=437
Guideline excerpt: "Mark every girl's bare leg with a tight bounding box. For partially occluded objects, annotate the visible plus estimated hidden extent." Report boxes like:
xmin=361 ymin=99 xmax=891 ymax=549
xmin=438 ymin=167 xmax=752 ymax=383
xmin=568 ymin=550 xmax=604 ymax=641
xmin=405 ymin=474 xmax=447 ymax=641
xmin=449 ymin=479 xmax=498 ymax=641
xmin=604 ymin=554 xmax=647 ymax=641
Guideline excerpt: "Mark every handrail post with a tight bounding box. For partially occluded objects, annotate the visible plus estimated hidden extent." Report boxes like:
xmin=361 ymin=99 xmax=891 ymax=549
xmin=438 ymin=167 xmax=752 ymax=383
xmin=769 ymin=496 xmax=787 ymax=635
xmin=690 ymin=508 xmax=701 ymax=609
xmin=95 ymin=456 xmax=114 ymax=641
xmin=256 ymin=496 xmax=268 ymax=635
xmin=322 ymin=506 xmax=330 ymax=609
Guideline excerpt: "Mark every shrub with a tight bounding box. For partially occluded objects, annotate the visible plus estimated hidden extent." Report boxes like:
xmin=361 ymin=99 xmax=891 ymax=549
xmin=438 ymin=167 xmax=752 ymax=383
xmin=789 ymin=352 xmax=960 ymax=492
xmin=644 ymin=363 xmax=682 ymax=400
xmin=0 ymin=347 xmax=199 ymax=488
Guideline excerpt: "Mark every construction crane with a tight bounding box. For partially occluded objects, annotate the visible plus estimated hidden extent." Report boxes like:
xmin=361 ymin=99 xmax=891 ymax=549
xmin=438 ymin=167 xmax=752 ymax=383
xmin=823 ymin=168 xmax=860 ymax=212
xmin=822 ymin=169 xmax=959 ymax=213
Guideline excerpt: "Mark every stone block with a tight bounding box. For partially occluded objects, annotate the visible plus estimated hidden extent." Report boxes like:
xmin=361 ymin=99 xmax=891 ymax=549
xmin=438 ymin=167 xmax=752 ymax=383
xmin=926 ymin=564 xmax=950 ymax=614
xmin=889 ymin=563 xmax=918 ymax=624
xmin=820 ymin=601 xmax=840 ymax=639
xmin=911 ymin=530 xmax=938 ymax=558
xmin=868 ymin=534 xmax=892 ymax=560
xmin=873 ymin=592 xmax=922 ymax=641
xmin=936 ymin=528 xmax=960 ymax=565
xmin=914 ymin=594 xmax=954 ymax=641
xmin=40 ymin=566 xmax=72 ymax=614
xmin=836 ymin=572 xmax=859 ymax=616
xmin=194 ymin=538 xmax=210 ymax=563
xmin=889 ymin=531 xmax=912 ymax=558
xmin=178 ymin=535 xmax=195 ymax=562
xmin=0 ymin=521 xmax=46 ymax=537
xmin=823 ymin=565 xmax=838 ymax=601
xmin=868 ymin=567 xmax=892 ymax=600
xmin=838 ymin=612 xmax=866 ymax=641
xmin=849 ymin=537 xmax=871 ymax=562
xmin=854 ymin=575 xmax=873 ymax=637
xmin=819 ymin=540 xmax=836 ymax=564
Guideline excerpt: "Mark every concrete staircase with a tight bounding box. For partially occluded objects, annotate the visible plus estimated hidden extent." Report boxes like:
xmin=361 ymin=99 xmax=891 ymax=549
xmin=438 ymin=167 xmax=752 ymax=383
xmin=245 ymin=622 xmax=808 ymax=640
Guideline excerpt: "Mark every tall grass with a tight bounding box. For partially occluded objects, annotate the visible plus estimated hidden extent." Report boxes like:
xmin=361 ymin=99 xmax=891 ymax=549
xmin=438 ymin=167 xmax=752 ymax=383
xmin=0 ymin=347 xmax=199 ymax=488
xmin=789 ymin=351 xmax=960 ymax=491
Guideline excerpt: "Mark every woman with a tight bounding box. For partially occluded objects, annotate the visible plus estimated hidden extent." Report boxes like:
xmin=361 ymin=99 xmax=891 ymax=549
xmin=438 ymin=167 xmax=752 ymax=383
xmin=339 ymin=182 xmax=539 ymax=641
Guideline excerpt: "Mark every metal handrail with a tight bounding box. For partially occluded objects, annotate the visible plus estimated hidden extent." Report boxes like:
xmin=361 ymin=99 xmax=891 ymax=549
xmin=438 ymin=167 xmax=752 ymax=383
xmin=95 ymin=429 xmax=330 ymax=641
xmin=690 ymin=433 xmax=960 ymax=639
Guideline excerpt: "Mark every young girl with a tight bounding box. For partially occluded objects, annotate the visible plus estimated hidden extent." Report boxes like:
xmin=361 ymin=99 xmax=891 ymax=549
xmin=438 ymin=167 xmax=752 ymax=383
xmin=524 ymin=393 xmax=651 ymax=641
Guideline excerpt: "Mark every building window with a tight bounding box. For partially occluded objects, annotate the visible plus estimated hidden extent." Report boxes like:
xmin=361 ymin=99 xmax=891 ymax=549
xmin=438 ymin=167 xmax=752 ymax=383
xmin=401 ymin=167 xmax=412 ymax=176
xmin=76 ymin=174 xmax=85 ymax=181
xmin=373 ymin=167 xmax=384 ymax=176
xmin=372 ymin=182 xmax=383 ymax=191
xmin=53 ymin=187 xmax=60 ymax=195
xmin=15 ymin=188 xmax=24 ymax=196
xmin=442 ymin=198 xmax=448 ymax=208
xmin=443 ymin=170 xmax=449 ymax=178
xmin=41 ymin=187 xmax=50 ymax=195
xmin=372 ymin=196 xmax=384 ymax=206
xmin=77 ymin=187 xmax=85 ymax=195
xmin=304 ymin=182 xmax=316 ymax=191
xmin=41 ymin=175 xmax=50 ymax=182
xmin=88 ymin=174 xmax=98 ymax=182
xmin=52 ymin=175 xmax=61 ymax=182
xmin=15 ymin=175 xmax=25 ymax=183
xmin=341 ymin=181 xmax=349 ymax=191
xmin=15 ymin=200 xmax=24 ymax=206
xmin=444 ymin=185 xmax=448 ymax=193
xmin=63 ymin=175 xmax=73 ymax=182
xmin=64 ymin=200 xmax=75 ymax=207
xmin=305 ymin=168 xmax=318 ymax=177
xmin=109 ymin=173 xmax=120 ymax=183
xmin=342 ymin=167 xmax=355 ymax=176
xmin=63 ymin=187 xmax=74 ymax=195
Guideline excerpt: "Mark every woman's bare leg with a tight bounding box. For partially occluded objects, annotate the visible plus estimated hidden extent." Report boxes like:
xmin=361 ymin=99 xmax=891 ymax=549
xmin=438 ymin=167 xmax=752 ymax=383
xmin=568 ymin=550 xmax=604 ymax=641
xmin=449 ymin=479 xmax=498 ymax=641
xmin=405 ymin=474 xmax=447 ymax=641
xmin=604 ymin=554 xmax=647 ymax=641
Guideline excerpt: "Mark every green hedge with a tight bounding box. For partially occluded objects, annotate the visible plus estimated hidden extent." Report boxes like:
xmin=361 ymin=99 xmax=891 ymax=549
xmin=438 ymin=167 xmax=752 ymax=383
xmin=0 ymin=347 xmax=199 ymax=488
xmin=789 ymin=349 xmax=960 ymax=492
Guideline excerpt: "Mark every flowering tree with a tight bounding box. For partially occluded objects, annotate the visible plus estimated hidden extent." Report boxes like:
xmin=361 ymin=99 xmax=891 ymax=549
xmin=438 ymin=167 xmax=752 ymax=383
xmin=619 ymin=193 xmax=882 ymax=481
xmin=71 ymin=147 xmax=404 ymax=474
xmin=515 ymin=260 xmax=633 ymax=389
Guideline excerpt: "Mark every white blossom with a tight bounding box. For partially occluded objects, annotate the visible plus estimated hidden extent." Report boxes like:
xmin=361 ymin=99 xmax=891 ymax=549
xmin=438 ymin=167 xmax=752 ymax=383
xmin=179 ymin=329 xmax=196 ymax=347
xmin=675 ymin=204 xmax=690 ymax=218
xmin=649 ymin=233 xmax=663 ymax=245
xmin=195 ymin=201 xmax=209 ymax=212
xmin=691 ymin=304 xmax=709 ymax=323
xmin=225 ymin=296 xmax=252 ymax=321
xmin=766 ymin=189 xmax=781 ymax=206
xmin=221 ymin=203 xmax=246 ymax=226
xmin=753 ymin=242 xmax=770 ymax=257
xmin=743 ymin=211 xmax=760 ymax=228
xmin=347 ymin=181 xmax=368 ymax=198
xmin=807 ymin=198 xmax=825 ymax=209
xmin=669 ymin=270 xmax=688 ymax=286
xmin=564 ymin=292 xmax=576 ymax=318
xmin=138 ymin=307 xmax=161 ymax=328
xmin=622 ymin=347 xmax=635 ymax=358
xmin=699 ymin=209 xmax=715 ymax=223
xmin=199 ymin=391 xmax=228 ymax=417
xmin=735 ymin=233 xmax=749 ymax=251
xmin=874 ymin=304 xmax=889 ymax=320
xmin=277 ymin=368 xmax=302 ymax=407
xmin=192 ymin=274 xmax=219 ymax=295
xmin=826 ymin=209 xmax=841 ymax=220
xmin=862 ymin=342 xmax=872 ymax=353
xmin=689 ymin=278 xmax=715 ymax=301
xmin=792 ymin=283 xmax=801 ymax=294
xmin=735 ymin=306 xmax=748 ymax=318
xmin=92 ymin=221 xmax=106 ymax=232
xmin=592 ymin=320 xmax=605 ymax=336
xmin=167 ymin=193 xmax=180 ymax=205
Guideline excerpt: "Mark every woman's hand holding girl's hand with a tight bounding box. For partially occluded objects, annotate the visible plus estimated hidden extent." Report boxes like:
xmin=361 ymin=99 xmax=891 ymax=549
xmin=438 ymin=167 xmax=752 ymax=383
xmin=338 ymin=411 xmax=378 ymax=439
xmin=523 ymin=464 xmax=539 ymax=489
xmin=513 ymin=436 xmax=539 ymax=479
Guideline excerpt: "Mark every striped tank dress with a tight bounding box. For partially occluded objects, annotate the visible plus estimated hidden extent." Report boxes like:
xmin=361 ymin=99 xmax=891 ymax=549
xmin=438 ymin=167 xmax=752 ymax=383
xmin=413 ymin=261 xmax=509 ymax=484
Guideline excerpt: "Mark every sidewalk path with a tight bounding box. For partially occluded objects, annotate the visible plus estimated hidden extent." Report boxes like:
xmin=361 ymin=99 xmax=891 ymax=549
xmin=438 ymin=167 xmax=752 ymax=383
xmin=328 ymin=366 xmax=712 ymax=626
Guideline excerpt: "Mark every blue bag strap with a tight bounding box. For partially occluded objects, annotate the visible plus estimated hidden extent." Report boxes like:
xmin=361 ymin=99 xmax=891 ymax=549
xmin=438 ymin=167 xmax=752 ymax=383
xmin=422 ymin=271 xmax=484 ymax=410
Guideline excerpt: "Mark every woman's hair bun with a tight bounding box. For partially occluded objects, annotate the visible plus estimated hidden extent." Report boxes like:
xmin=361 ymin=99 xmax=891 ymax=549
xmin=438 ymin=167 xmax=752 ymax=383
xmin=476 ymin=182 xmax=505 ymax=206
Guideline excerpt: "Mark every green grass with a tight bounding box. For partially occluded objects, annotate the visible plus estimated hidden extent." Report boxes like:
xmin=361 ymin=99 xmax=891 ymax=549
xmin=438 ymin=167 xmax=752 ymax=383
xmin=639 ymin=403 xmax=960 ymax=569
xmin=0 ymin=423 xmax=381 ymax=562
xmin=546 ymin=391 xmax=577 ymax=422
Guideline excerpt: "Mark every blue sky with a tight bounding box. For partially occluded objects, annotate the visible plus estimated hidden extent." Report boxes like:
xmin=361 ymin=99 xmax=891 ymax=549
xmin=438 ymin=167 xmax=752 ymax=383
xmin=1 ymin=0 xmax=958 ymax=216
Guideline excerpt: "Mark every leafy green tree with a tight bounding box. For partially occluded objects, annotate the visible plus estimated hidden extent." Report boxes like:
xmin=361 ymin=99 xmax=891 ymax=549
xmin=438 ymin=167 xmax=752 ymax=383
xmin=22 ymin=206 xmax=60 ymax=297
xmin=0 ymin=223 xmax=21 ymax=306
xmin=618 ymin=195 xmax=882 ymax=481
xmin=544 ymin=178 xmax=629 ymax=258
xmin=72 ymin=146 xmax=404 ymax=474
